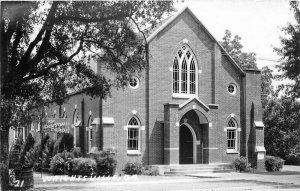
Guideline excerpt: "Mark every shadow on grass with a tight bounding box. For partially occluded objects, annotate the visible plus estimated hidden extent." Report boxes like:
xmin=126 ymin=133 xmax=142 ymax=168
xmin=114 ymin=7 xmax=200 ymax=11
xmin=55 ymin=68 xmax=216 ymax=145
xmin=208 ymin=179 xmax=300 ymax=189
xmin=250 ymin=171 xmax=300 ymax=176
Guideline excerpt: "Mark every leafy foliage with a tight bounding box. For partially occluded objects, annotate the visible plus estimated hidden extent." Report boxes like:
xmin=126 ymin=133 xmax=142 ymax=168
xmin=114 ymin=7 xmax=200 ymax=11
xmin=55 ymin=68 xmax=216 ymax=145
xmin=1 ymin=3 xmax=174 ymax=187
xmin=70 ymin=157 xmax=97 ymax=177
xmin=264 ymin=97 xmax=300 ymax=164
xmin=71 ymin=147 xmax=83 ymax=158
xmin=274 ymin=2 xmax=300 ymax=98
xmin=53 ymin=133 xmax=74 ymax=155
xmin=123 ymin=161 xmax=143 ymax=175
xmin=8 ymin=138 xmax=23 ymax=169
xmin=233 ymin=156 xmax=252 ymax=172
xmin=265 ymin=155 xmax=284 ymax=172
xmin=19 ymin=133 xmax=35 ymax=168
xmin=220 ymin=30 xmax=275 ymax=108
xmin=1 ymin=1 xmax=174 ymax=105
xmin=261 ymin=66 xmax=275 ymax=108
xmin=141 ymin=165 xmax=159 ymax=176
xmin=92 ymin=150 xmax=117 ymax=177
xmin=49 ymin=151 xmax=74 ymax=175
xmin=25 ymin=136 xmax=55 ymax=172
xmin=220 ymin=30 xmax=257 ymax=70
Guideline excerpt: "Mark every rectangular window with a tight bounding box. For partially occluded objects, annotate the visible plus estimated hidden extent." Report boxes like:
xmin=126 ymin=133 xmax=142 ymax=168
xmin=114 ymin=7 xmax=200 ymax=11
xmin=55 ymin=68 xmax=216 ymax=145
xmin=190 ymin=71 xmax=195 ymax=94
xmin=128 ymin=128 xmax=139 ymax=151
xmin=227 ymin=129 xmax=236 ymax=150
xmin=90 ymin=128 xmax=93 ymax=140
xmin=173 ymin=68 xmax=179 ymax=93
xmin=15 ymin=127 xmax=24 ymax=141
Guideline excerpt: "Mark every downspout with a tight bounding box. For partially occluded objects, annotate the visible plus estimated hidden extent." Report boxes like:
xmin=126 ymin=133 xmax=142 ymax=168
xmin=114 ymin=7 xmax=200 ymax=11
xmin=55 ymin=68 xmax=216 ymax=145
xmin=99 ymin=97 xmax=103 ymax=151
xmin=242 ymin=74 xmax=247 ymax=157
xmin=145 ymin=43 xmax=150 ymax=165
xmin=81 ymin=99 xmax=85 ymax=154
xmin=98 ymin=59 xmax=103 ymax=151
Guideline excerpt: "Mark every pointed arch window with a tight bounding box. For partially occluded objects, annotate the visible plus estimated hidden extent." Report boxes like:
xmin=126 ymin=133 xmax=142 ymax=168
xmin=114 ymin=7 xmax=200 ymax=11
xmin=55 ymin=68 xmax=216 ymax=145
xmin=190 ymin=59 xmax=196 ymax=94
xmin=226 ymin=118 xmax=238 ymax=152
xmin=73 ymin=109 xmax=80 ymax=147
xmin=87 ymin=115 xmax=93 ymax=153
xmin=172 ymin=45 xmax=198 ymax=97
xmin=173 ymin=58 xmax=179 ymax=93
xmin=127 ymin=116 xmax=140 ymax=153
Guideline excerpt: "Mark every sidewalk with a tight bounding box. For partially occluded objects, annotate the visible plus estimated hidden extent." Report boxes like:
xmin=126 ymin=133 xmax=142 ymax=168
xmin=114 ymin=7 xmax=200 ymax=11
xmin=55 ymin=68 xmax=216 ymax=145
xmin=33 ymin=165 xmax=300 ymax=191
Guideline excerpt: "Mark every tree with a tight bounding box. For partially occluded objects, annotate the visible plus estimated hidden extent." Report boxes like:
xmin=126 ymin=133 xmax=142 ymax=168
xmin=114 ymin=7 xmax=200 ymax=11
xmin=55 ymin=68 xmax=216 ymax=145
xmin=0 ymin=1 xmax=174 ymax=189
xmin=261 ymin=66 xmax=275 ymax=108
xmin=220 ymin=29 xmax=258 ymax=70
xmin=264 ymin=96 xmax=300 ymax=164
xmin=220 ymin=30 xmax=275 ymax=107
xmin=274 ymin=1 xmax=300 ymax=98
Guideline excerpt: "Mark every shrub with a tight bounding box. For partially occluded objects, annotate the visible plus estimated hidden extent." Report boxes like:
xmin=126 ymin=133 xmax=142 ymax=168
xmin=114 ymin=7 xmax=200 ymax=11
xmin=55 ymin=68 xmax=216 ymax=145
xmin=123 ymin=161 xmax=143 ymax=175
xmin=49 ymin=151 xmax=74 ymax=175
xmin=92 ymin=151 xmax=117 ymax=176
xmin=265 ymin=155 xmax=284 ymax=172
xmin=41 ymin=134 xmax=50 ymax=150
xmin=141 ymin=165 xmax=159 ymax=176
xmin=19 ymin=133 xmax=35 ymax=168
xmin=41 ymin=139 xmax=55 ymax=171
xmin=25 ymin=137 xmax=55 ymax=172
xmin=53 ymin=133 xmax=74 ymax=155
xmin=9 ymin=138 xmax=23 ymax=169
xmin=30 ymin=141 xmax=43 ymax=171
xmin=70 ymin=158 xmax=97 ymax=177
xmin=71 ymin=147 xmax=83 ymax=158
xmin=233 ymin=156 xmax=252 ymax=172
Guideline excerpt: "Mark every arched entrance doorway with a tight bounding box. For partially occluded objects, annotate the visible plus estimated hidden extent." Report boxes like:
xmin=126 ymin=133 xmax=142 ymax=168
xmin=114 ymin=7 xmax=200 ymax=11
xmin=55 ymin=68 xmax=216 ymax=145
xmin=180 ymin=123 xmax=196 ymax=164
xmin=179 ymin=109 xmax=209 ymax=164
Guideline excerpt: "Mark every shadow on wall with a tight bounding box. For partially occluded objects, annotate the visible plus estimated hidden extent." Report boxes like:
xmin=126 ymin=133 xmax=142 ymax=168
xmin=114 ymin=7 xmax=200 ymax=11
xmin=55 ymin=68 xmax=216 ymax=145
xmin=143 ymin=121 xmax=164 ymax=165
xmin=247 ymin=102 xmax=255 ymax=166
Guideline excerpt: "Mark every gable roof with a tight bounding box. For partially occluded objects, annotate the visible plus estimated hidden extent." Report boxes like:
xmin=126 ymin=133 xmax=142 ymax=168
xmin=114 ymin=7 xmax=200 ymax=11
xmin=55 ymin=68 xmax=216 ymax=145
xmin=179 ymin=96 xmax=210 ymax=112
xmin=146 ymin=6 xmax=245 ymax=76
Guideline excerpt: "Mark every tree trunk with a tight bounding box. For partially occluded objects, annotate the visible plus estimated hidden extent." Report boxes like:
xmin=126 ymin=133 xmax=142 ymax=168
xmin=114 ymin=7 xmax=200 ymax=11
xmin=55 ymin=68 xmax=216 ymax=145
xmin=0 ymin=127 xmax=9 ymax=191
xmin=0 ymin=2 xmax=10 ymax=191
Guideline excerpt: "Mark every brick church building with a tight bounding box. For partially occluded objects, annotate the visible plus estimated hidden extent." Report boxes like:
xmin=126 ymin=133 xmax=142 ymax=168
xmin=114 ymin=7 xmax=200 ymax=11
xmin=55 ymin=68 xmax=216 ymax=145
xmin=12 ymin=7 xmax=266 ymax=171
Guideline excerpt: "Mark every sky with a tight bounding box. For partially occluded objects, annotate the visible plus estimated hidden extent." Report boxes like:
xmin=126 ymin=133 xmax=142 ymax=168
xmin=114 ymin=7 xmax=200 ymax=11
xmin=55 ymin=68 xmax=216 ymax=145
xmin=174 ymin=0 xmax=296 ymax=73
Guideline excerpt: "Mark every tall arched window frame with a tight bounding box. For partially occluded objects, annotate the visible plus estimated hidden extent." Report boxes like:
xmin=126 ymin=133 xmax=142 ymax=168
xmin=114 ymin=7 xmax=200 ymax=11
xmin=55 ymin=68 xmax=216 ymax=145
xmin=87 ymin=115 xmax=93 ymax=153
xmin=172 ymin=45 xmax=198 ymax=97
xmin=226 ymin=118 xmax=238 ymax=153
xmin=127 ymin=116 xmax=140 ymax=155
xmin=73 ymin=109 xmax=79 ymax=147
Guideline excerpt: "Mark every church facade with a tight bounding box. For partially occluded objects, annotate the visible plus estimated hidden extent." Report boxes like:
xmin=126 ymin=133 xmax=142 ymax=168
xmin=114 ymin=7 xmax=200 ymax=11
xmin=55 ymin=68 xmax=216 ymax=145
xmin=13 ymin=7 xmax=266 ymax=171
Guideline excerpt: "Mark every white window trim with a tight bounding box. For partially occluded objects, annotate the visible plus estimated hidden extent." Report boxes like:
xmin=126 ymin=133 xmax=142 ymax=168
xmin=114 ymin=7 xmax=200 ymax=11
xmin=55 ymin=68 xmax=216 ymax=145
xmin=15 ymin=127 xmax=25 ymax=141
xmin=126 ymin=124 xmax=141 ymax=155
xmin=228 ymin=83 xmax=238 ymax=95
xmin=88 ymin=125 xmax=93 ymax=153
xmin=172 ymin=45 xmax=198 ymax=98
xmin=226 ymin=125 xmax=238 ymax=153
xmin=73 ymin=110 xmax=79 ymax=147
xmin=129 ymin=76 xmax=140 ymax=89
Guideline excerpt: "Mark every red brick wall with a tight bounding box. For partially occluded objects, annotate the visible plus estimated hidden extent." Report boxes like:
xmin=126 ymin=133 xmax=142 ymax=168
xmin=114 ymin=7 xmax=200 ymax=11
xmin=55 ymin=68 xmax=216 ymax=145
xmin=148 ymin=10 xmax=244 ymax=164
xmin=17 ymin=9 xmax=264 ymax=172
xmin=244 ymin=69 xmax=263 ymax=166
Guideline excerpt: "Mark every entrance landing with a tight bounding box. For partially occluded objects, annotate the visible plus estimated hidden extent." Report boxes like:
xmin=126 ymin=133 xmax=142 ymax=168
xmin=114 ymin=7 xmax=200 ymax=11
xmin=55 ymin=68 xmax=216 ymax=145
xmin=153 ymin=163 xmax=234 ymax=176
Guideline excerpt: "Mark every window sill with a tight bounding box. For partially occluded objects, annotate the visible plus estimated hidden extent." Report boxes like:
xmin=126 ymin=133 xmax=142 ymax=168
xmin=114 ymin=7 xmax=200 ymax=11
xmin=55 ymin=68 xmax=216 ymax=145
xmin=226 ymin=149 xmax=239 ymax=154
xmin=127 ymin=150 xmax=141 ymax=155
xmin=172 ymin=93 xmax=197 ymax=99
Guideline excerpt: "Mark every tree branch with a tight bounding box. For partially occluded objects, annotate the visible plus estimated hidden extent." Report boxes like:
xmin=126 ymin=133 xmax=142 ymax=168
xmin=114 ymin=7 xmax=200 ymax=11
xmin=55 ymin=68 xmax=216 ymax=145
xmin=59 ymin=13 xmax=130 ymax=23
xmin=10 ymin=21 xmax=23 ymax=68
xmin=18 ymin=2 xmax=58 ymax=69
xmin=22 ymin=31 xmax=85 ymax=83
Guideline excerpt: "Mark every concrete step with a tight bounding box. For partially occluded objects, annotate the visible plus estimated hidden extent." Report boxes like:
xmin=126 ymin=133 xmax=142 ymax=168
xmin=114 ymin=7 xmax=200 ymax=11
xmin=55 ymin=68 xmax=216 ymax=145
xmin=155 ymin=163 xmax=234 ymax=176
xmin=169 ymin=167 xmax=232 ymax=172
xmin=165 ymin=169 xmax=234 ymax=176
